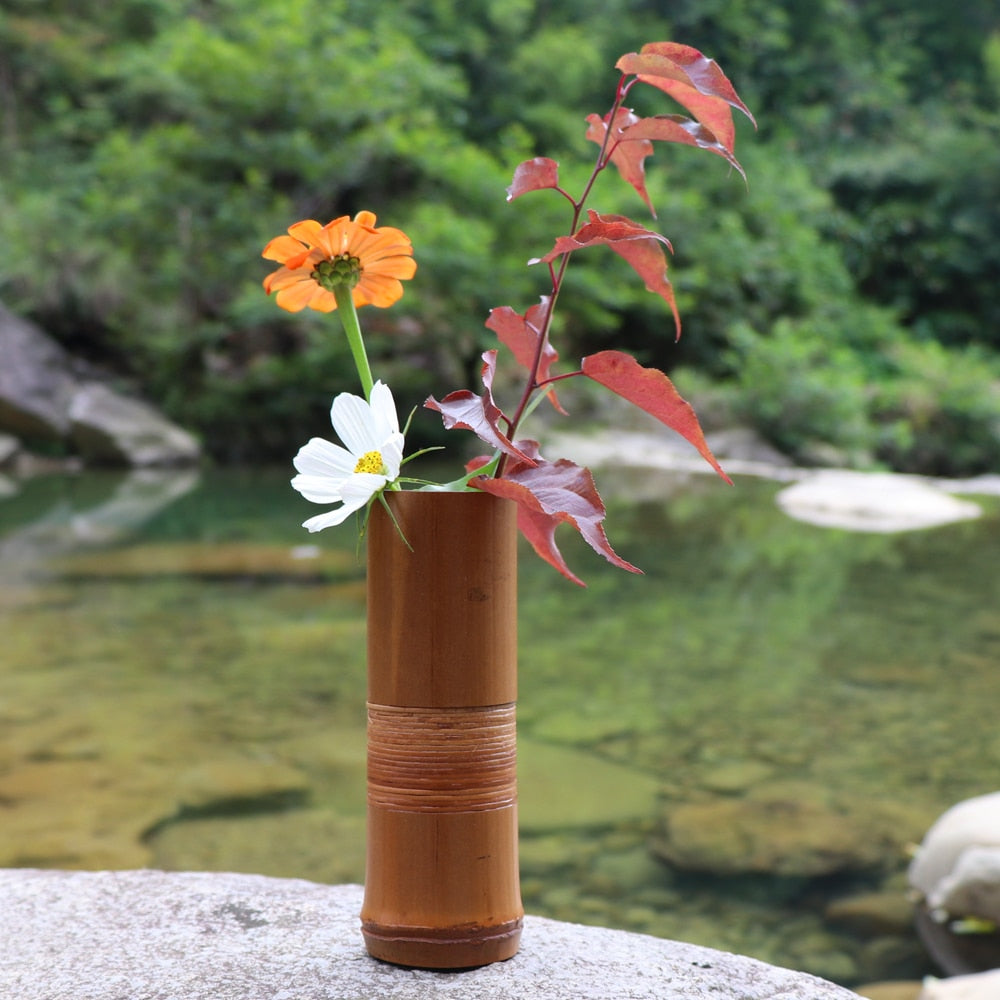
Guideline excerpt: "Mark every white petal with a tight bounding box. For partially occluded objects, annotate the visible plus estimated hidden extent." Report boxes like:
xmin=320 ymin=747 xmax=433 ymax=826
xmin=292 ymin=437 xmax=355 ymax=479
xmin=302 ymin=507 xmax=357 ymax=531
xmin=379 ymin=433 xmax=405 ymax=479
xmin=291 ymin=473 xmax=344 ymax=504
xmin=330 ymin=392 xmax=378 ymax=457
xmin=300 ymin=474 xmax=386 ymax=531
xmin=344 ymin=472 xmax=388 ymax=498
xmin=369 ymin=381 xmax=400 ymax=440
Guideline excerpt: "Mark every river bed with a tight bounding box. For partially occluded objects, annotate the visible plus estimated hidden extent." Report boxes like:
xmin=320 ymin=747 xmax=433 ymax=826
xmin=2 ymin=464 xmax=998 ymax=988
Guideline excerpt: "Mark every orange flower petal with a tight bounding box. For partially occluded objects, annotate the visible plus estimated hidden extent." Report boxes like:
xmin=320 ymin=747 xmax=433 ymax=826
xmin=364 ymin=254 xmax=417 ymax=280
xmin=263 ymin=210 xmax=414 ymax=313
xmin=275 ymin=278 xmax=336 ymax=313
xmin=354 ymin=274 xmax=405 ymax=309
xmin=313 ymin=217 xmax=354 ymax=258
xmin=262 ymin=234 xmax=308 ymax=264
xmin=287 ymin=219 xmax=328 ymax=249
xmin=263 ymin=267 xmax=303 ymax=294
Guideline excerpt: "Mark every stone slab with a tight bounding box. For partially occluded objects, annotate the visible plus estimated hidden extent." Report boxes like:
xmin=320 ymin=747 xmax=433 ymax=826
xmin=920 ymin=969 xmax=1000 ymax=999
xmin=775 ymin=471 xmax=981 ymax=532
xmin=0 ymin=869 xmax=863 ymax=1000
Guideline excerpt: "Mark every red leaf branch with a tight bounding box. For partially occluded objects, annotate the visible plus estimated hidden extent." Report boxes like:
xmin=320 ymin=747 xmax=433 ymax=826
xmin=585 ymin=108 xmax=656 ymax=214
xmin=616 ymin=42 xmax=755 ymax=153
xmin=471 ymin=442 xmax=640 ymax=586
xmin=534 ymin=211 xmax=680 ymax=337
xmin=423 ymin=40 xmax=752 ymax=582
xmin=581 ymin=350 xmax=731 ymax=483
xmin=486 ymin=299 xmax=566 ymax=414
xmin=506 ymin=157 xmax=561 ymax=201
xmin=425 ymin=351 xmax=536 ymax=465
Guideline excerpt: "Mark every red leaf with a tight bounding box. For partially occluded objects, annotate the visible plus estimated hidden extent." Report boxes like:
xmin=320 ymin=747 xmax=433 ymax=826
xmin=486 ymin=299 xmax=567 ymax=414
xmin=586 ymin=108 xmax=655 ymax=215
xmin=618 ymin=114 xmax=745 ymax=181
xmin=425 ymin=351 xmax=536 ymax=464
xmin=581 ymin=350 xmax=731 ymax=484
xmin=472 ymin=441 xmax=641 ymax=586
xmin=507 ymin=157 xmax=560 ymax=201
xmin=533 ymin=210 xmax=680 ymax=337
xmin=616 ymin=42 xmax=755 ymax=153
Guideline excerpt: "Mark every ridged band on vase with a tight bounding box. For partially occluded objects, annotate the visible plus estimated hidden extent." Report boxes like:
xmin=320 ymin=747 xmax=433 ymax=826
xmin=367 ymin=703 xmax=517 ymax=812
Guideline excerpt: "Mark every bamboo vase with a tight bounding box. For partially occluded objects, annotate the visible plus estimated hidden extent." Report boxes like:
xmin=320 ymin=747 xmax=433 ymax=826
xmin=361 ymin=490 xmax=523 ymax=969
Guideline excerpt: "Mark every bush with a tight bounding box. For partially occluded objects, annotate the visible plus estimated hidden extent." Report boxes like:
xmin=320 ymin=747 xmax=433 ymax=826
xmin=725 ymin=318 xmax=876 ymax=467
xmin=871 ymin=341 xmax=1000 ymax=476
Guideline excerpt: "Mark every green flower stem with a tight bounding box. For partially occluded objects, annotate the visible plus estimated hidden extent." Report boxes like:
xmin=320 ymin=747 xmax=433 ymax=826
xmin=333 ymin=286 xmax=374 ymax=401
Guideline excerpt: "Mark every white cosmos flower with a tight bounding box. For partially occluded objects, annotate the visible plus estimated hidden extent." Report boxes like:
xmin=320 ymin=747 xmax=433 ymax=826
xmin=291 ymin=380 xmax=404 ymax=531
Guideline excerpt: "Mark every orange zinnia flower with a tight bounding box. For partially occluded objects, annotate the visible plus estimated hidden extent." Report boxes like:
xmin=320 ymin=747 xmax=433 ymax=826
xmin=262 ymin=211 xmax=416 ymax=313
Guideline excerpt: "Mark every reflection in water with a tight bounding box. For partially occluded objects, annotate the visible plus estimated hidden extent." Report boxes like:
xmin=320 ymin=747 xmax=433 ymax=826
xmin=0 ymin=469 xmax=200 ymax=572
xmin=1 ymin=466 xmax=998 ymax=988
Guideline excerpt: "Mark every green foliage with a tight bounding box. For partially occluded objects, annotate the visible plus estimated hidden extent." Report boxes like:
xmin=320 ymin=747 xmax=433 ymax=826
xmin=825 ymin=106 xmax=1000 ymax=348
xmin=724 ymin=318 xmax=876 ymax=467
xmin=0 ymin=0 xmax=998 ymax=472
xmin=871 ymin=341 xmax=1000 ymax=476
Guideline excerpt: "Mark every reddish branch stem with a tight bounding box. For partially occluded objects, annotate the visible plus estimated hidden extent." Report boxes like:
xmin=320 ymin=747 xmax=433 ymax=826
xmin=496 ymin=79 xmax=629 ymax=478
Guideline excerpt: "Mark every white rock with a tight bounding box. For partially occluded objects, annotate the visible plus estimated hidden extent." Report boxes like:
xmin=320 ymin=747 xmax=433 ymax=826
xmin=909 ymin=793 xmax=1000 ymax=905
xmin=926 ymin=847 xmax=1000 ymax=923
xmin=0 ymin=869 xmax=864 ymax=1000
xmin=776 ymin=470 xmax=981 ymax=532
xmin=919 ymin=968 xmax=1000 ymax=999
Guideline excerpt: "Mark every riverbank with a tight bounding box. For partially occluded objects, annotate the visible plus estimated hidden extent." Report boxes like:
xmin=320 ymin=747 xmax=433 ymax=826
xmin=542 ymin=425 xmax=1000 ymax=530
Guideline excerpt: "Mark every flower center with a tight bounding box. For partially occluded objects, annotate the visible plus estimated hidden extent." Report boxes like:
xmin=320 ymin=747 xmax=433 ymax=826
xmin=313 ymin=254 xmax=362 ymax=291
xmin=353 ymin=449 xmax=385 ymax=475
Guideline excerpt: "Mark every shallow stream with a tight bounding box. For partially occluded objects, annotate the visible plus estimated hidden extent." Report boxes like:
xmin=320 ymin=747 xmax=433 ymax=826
xmin=2 ymin=465 xmax=998 ymax=988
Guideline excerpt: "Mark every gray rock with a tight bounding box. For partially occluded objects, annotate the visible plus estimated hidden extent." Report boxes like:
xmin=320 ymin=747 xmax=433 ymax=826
xmin=69 ymin=381 xmax=201 ymax=466
xmin=0 ymin=302 xmax=76 ymax=441
xmin=0 ymin=432 xmax=20 ymax=469
xmin=0 ymin=302 xmax=200 ymax=467
xmin=0 ymin=870 xmax=864 ymax=1000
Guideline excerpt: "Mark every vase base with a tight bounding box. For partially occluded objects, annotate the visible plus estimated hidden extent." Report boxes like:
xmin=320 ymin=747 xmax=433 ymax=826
xmin=362 ymin=917 xmax=522 ymax=969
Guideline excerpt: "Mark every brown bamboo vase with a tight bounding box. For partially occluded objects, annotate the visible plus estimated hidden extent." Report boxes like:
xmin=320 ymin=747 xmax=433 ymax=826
xmin=361 ymin=489 xmax=523 ymax=969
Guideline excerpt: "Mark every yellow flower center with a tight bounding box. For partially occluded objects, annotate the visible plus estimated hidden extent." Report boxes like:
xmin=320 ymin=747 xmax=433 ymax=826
xmin=354 ymin=450 xmax=385 ymax=475
xmin=313 ymin=254 xmax=362 ymax=291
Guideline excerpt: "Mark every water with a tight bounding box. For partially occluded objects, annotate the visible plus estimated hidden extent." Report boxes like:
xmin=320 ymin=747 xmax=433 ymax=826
xmin=2 ymin=464 xmax=999 ymax=987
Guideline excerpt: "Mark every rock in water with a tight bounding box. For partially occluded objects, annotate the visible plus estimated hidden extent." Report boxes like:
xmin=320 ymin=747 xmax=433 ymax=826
xmin=0 ymin=300 xmax=200 ymax=467
xmin=0 ymin=301 xmax=76 ymax=442
xmin=909 ymin=792 xmax=1000 ymax=922
xmin=69 ymin=381 xmax=200 ymax=467
xmin=776 ymin=470 xmax=980 ymax=532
